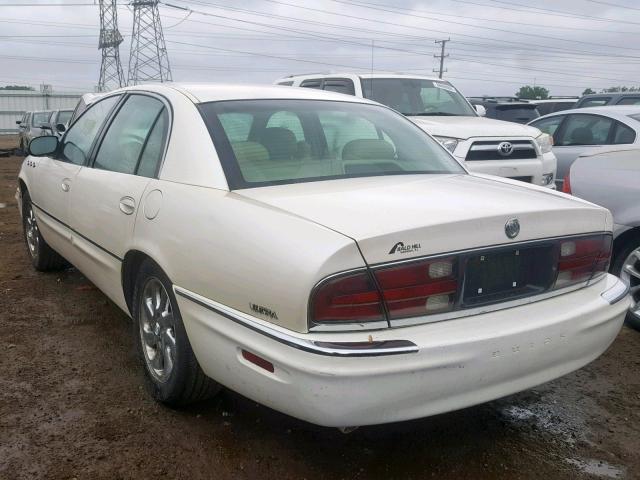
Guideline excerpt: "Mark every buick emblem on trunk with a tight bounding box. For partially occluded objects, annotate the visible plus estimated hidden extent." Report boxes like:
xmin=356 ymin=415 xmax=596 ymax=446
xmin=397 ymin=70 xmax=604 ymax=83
xmin=498 ymin=141 xmax=514 ymax=156
xmin=505 ymin=218 xmax=520 ymax=239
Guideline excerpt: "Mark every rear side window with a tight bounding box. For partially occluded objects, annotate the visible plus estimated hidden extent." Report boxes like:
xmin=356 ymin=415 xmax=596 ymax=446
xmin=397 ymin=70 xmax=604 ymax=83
xmin=93 ymin=95 xmax=166 ymax=175
xmin=578 ymin=97 xmax=611 ymax=108
xmin=61 ymin=95 xmax=120 ymax=165
xmin=300 ymin=79 xmax=322 ymax=89
xmin=612 ymin=122 xmax=636 ymax=144
xmin=323 ymin=79 xmax=355 ymax=96
xmin=277 ymin=81 xmax=294 ymax=86
xmin=616 ymin=97 xmax=640 ymax=106
xmin=137 ymin=109 xmax=169 ymax=178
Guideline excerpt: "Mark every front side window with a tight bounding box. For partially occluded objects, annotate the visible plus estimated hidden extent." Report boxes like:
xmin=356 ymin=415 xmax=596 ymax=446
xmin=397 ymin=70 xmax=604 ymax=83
xmin=361 ymin=78 xmax=477 ymax=116
xmin=616 ymin=97 xmax=640 ymax=105
xmin=530 ymin=115 xmax=565 ymax=142
xmin=94 ymin=95 xmax=166 ymax=175
xmin=56 ymin=110 xmax=73 ymax=125
xmin=61 ymin=95 xmax=120 ymax=165
xmin=200 ymin=99 xmax=464 ymax=189
xmin=558 ymin=114 xmax=614 ymax=146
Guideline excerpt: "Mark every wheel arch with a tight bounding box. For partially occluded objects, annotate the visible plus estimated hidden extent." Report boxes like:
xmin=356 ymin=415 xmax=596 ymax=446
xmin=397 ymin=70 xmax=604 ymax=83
xmin=613 ymin=226 xmax=640 ymax=264
xmin=121 ymin=250 xmax=168 ymax=316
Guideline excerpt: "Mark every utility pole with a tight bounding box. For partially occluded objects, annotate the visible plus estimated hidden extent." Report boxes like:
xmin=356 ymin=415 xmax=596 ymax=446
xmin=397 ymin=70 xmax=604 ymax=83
xmin=433 ymin=38 xmax=450 ymax=79
xmin=98 ymin=0 xmax=125 ymax=92
xmin=128 ymin=0 xmax=172 ymax=85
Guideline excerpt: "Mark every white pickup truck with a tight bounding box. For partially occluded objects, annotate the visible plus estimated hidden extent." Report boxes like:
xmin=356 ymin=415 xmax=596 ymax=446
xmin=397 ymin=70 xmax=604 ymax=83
xmin=276 ymin=74 xmax=557 ymax=188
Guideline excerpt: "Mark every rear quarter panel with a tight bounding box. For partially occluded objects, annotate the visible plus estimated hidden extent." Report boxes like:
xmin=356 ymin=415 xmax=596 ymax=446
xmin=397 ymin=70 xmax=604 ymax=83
xmin=130 ymin=180 xmax=366 ymax=333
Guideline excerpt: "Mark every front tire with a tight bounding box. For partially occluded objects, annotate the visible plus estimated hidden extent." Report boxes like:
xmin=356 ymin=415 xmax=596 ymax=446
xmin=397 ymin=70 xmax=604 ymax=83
xmin=611 ymin=237 xmax=640 ymax=331
xmin=22 ymin=192 xmax=67 ymax=271
xmin=132 ymin=259 xmax=220 ymax=406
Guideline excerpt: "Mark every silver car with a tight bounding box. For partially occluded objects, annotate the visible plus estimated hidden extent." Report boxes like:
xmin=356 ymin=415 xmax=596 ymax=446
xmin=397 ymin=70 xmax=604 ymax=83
xmin=567 ymin=146 xmax=640 ymax=329
xmin=16 ymin=110 xmax=54 ymax=153
xmin=529 ymin=106 xmax=640 ymax=189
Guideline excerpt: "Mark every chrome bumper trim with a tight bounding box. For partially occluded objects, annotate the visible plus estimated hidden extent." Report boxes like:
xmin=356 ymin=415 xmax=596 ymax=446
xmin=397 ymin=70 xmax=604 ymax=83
xmin=173 ymin=286 xmax=419 ymax=357
xmin=600 ymin=278 xmax=630 ymax=305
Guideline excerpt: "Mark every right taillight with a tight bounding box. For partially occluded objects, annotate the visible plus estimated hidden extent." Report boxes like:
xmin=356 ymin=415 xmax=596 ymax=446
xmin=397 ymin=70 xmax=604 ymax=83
xmin=554 ymin=234 xmax=612 ymax=288
xmin=562 ymin=169 xmax=572 ymax=194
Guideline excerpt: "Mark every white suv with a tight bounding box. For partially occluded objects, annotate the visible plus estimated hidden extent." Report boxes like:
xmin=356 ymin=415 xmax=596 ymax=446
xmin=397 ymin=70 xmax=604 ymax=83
xmin=276 ymin=74 xmax=557 ymax=188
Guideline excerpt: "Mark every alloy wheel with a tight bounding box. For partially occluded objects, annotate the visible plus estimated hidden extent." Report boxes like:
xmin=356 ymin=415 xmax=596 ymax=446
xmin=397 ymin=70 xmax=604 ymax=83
xmin=621 ymin=247 xmax=640 ymax=320
xmin=139 ymin=278 xmax=176 ymax=382
xmin=25 ymin=205 xmax=39 ymax=257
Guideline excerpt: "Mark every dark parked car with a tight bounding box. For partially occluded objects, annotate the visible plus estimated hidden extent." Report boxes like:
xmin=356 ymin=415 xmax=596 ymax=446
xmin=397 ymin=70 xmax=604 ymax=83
xmin=526 ymin=97 xmax=578 ymax=116
xmin=575 ymin=93 xmax=640 ymax=108
xmin=467 ymin=97 xmax=540 ymax=124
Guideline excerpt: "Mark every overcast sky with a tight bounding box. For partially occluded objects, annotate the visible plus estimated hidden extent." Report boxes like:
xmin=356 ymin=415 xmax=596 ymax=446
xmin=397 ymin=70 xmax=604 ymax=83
xmin=0 ymin=0 xmax=639 ymax=97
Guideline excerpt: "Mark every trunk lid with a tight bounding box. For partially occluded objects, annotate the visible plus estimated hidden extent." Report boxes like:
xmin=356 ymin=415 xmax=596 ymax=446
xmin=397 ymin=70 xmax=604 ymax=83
xmin=237 ymin=174 xmax=608 ymax=265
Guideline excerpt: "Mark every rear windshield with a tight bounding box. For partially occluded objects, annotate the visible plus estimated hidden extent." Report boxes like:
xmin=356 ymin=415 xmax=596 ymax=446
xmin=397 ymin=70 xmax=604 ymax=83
xmin=360 ymin=78 xmax=477 ymax=117
xmin=495 ymin=105 xmax=540 ymax=124
xmin=199 ymin=99 xmax=465 ymax=189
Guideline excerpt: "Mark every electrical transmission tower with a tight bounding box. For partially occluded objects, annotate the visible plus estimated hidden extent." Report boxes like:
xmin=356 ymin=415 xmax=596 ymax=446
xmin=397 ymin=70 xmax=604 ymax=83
xmin=98 ymin=0 xmax=125 ymax=92
xmin=433 ymin=38 xmax=450 ymax=79
xmin=128 ymin=0 xmax=172 ymax=85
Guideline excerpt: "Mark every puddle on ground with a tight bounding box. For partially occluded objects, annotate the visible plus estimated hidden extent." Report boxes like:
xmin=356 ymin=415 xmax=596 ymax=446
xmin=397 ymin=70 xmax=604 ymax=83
xmin=566 ymin=458 xmax=624 ymax=479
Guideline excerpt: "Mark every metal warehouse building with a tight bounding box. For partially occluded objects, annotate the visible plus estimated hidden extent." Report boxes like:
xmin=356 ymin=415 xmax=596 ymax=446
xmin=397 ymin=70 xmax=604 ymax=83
xmin=0 ymin=89 xmax=82 ymax=134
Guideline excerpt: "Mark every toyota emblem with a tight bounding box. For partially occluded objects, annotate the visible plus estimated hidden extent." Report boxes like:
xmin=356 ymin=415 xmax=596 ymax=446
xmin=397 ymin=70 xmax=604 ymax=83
xmin=498 ymin=141 xmax=514 ymax=156
xmin=505 ymin=218 xmax=520 ymax=239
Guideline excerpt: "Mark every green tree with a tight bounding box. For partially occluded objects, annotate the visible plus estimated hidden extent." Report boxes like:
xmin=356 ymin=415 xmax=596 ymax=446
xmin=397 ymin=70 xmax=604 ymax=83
xmin=582 ymin=88 xmax=596 ymax=95
xmin=516 ymin=85 xmax=549 ymax=100
xmin=0 ymin=85 xmax=34 ymax=91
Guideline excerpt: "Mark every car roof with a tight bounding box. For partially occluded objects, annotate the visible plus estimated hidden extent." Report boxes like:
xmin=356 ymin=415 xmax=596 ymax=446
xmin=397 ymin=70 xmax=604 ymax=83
xmin=580 ymin=92 xmax=640 ymax=98
xmin=280 ymin=73 xmax=443 ymax=82
xmin=113 ymin=82 xmax=380 ymax=105
xmin=533 ymin=105 xmax=640 ymax=121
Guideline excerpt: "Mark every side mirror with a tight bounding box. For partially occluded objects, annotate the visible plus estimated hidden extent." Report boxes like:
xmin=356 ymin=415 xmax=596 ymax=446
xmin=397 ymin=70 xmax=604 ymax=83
xmin=16 ymin=120 xmax=22 ymax=125
xmin=475 ymin=105 xmax=487 ymax=117
xmin=55 ymin=123 xmax=66 ymax=134
xmin=28 ymin=136 xmax=59 ymax=157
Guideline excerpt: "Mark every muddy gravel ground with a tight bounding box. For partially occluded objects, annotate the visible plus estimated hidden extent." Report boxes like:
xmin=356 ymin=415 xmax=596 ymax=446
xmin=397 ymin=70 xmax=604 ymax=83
xmin=1 ymin=135 xmax=640 ymax=480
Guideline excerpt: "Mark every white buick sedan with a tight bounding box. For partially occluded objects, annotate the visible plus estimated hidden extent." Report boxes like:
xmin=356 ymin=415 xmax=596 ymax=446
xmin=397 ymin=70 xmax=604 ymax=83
xmin=17 ymin=84 xmax=629 ymax=428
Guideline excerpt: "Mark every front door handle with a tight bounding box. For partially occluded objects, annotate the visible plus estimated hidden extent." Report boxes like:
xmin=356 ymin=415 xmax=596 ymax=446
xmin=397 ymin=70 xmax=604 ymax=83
xmin=119 ymin=196 xmax=136 ymax=215
xmin=61 ymin=179 xmax=71 ymax=192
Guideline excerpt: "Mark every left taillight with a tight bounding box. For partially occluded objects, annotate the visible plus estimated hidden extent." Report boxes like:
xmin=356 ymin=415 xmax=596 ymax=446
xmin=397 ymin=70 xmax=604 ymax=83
xmin=554 ymin=234 xmax=612 ymax=288
xmin=310 ymin=271 xmax=385 ymax=323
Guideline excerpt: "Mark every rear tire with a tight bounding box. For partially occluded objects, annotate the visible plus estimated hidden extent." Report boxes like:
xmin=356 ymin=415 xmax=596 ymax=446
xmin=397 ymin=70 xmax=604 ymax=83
xmin=21 ymin=191 xmax=67 ymax=271
xmin=611 ymin=236 xmax=640 ymax=331
xmin=132 ymin=259 xmax=220 ymax=406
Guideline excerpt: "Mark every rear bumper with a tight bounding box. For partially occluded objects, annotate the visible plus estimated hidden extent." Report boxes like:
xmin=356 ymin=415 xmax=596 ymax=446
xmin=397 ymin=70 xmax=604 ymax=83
xmin=176 ymin=274 xmax=628 ymax=427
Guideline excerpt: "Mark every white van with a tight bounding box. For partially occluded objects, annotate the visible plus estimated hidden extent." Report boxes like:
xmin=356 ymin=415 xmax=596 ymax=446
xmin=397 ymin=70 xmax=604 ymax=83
xmin=276 ymin=74 xmax=557 ymax=188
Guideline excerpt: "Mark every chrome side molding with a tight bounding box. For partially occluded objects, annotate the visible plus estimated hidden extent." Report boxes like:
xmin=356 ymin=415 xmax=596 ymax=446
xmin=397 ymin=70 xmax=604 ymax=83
xmin=601 ymin=278 xmax=630 ymax=305
xmin=173 ymin=285 xmax=419 ymax=357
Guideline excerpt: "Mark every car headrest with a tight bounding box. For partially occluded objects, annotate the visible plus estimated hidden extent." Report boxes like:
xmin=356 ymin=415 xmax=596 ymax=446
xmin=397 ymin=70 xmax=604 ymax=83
xmin=342 ymin=139 xmax=395 ymax=160
xmin=260 ymin=127 xmax=297 ymax=161
xmin=570 ymin=127 xmax=594 ymax=145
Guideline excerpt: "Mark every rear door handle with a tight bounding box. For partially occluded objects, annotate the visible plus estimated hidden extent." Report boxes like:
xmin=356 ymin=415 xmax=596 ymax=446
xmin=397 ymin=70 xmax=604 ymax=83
xmin=119 ymin=196 xmax=136 ymax=215
xmin=61 ymin=179 xmax=71 ymax=192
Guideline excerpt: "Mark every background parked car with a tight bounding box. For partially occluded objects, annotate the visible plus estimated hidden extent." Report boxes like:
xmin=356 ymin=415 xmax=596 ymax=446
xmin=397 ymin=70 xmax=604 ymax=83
xmin=525 ymin=97 xmax=578 ymax=116
xmin=16 ymin=110 xmax=53 ymax=153
xmin=277 ymin=74 xmax=557 ymax=188
xmin=467 ymin=96 xmax=540 ymax=124
xmin=575 ymin=92 xmax=640 ymax=108
xmin=528 ymin=106 xmax=640 ymax=188
xmin=43 ymin=109 xmax=74 ymax=138
xmin=565 ymin=146 xmax=640 ymax=329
